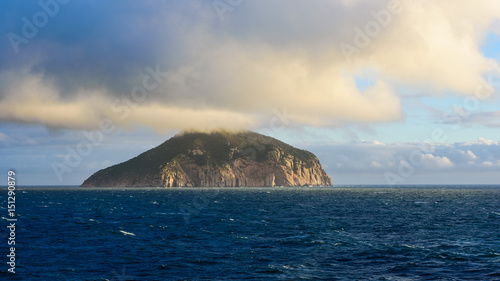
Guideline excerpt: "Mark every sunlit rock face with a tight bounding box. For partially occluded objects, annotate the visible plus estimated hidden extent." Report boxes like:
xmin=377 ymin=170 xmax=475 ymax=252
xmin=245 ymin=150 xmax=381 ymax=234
xmin=81 ymin=131 xmax=333 ymax=187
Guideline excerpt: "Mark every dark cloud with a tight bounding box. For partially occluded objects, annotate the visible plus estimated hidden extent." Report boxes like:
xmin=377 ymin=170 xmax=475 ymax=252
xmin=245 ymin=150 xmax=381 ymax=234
xmin=0 ymin=0 xmax=498 ymax=131
xmin=2 ymin=1 xmax=191 ymax=97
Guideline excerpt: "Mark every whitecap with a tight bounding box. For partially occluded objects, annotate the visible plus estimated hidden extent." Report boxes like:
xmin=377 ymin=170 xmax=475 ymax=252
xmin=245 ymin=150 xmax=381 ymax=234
xmin=488 ymin=212 xmax=500 ymax=218
xmin=119 ymin=230 xmax=136 ymax=236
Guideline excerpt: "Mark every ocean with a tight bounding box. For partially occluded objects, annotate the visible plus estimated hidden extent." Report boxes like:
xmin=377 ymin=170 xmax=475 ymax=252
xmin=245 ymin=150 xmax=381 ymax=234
xmin=1 ymin=186 xmax=500 ymax=280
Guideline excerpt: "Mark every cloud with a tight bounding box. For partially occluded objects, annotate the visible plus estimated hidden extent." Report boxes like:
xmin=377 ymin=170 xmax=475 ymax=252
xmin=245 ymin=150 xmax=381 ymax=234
xmin=0 ymin=74 xmax=258 ymax=131
xmin=306 ymin=138 xmax=500 ymax=176
xmin=421 ymin=154 xmax=454 ymax=168
xmin=0 ymin=0 xmax=499 ymax=131
xmin=449 ymin=111 xmax=500 ymax=128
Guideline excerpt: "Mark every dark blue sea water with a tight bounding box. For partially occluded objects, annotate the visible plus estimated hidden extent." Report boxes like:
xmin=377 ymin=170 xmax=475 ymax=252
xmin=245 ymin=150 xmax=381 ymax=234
xmin=1 ymin=186 xmax=500 ymax=280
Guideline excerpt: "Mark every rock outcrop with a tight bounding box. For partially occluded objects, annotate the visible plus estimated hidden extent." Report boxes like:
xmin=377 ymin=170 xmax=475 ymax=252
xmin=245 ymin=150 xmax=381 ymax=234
xmin=81 ymin=131 xmax=333 ymax=187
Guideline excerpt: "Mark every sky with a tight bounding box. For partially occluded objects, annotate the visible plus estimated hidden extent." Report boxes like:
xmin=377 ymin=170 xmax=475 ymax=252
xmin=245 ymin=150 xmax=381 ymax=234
xmin=0 ymin=0 xmax=499 ymax=186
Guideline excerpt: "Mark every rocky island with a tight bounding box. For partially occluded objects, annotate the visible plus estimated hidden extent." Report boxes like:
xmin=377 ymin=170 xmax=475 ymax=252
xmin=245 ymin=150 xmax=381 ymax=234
xmin=81 ymin=131 xmax=333 ymax=187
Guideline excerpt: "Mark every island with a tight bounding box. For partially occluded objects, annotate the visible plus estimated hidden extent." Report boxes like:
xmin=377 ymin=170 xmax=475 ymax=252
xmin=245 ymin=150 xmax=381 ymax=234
xmin=81 ymin=131 xmax=333 ymax=187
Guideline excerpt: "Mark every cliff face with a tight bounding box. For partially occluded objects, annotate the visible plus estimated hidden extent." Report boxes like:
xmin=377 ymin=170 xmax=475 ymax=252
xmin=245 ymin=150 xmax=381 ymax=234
xmin=81 ymin=131 xmax=333 ymax=187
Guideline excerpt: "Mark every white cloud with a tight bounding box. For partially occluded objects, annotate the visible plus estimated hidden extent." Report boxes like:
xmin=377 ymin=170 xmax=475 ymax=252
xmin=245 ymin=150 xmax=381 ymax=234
xmin=366 ymin=0 xmax=500 ymax=94
xmin=422 ymin=154 xmax=454 ymax=168
xmin=305 ymin=138 xmax=500 ymax=178
xmin=0 ymin=74 xmax=258 ymax=131
xmin=477 ymin=138 xmax=499 ymax=145
xmin=461 ymin=150 xmax=478 ymax=161
xmin=483 ymin=161 xmax=494 ymax=167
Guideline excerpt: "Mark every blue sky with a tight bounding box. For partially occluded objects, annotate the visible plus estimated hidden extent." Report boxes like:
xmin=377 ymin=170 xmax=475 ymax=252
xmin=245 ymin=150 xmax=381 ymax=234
xmin=0 ymin=0 xmax=499 ymax=185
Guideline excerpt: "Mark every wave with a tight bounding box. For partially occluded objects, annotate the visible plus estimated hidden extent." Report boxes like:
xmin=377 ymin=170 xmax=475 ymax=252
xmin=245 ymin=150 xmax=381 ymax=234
xmin=119 ymin=230 xmax=136 ymax=236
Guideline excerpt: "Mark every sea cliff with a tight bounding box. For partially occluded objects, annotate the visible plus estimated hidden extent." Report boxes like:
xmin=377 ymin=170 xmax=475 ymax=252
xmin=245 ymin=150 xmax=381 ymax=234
xmin=81 ymin=131 xmax=333 ymax=187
